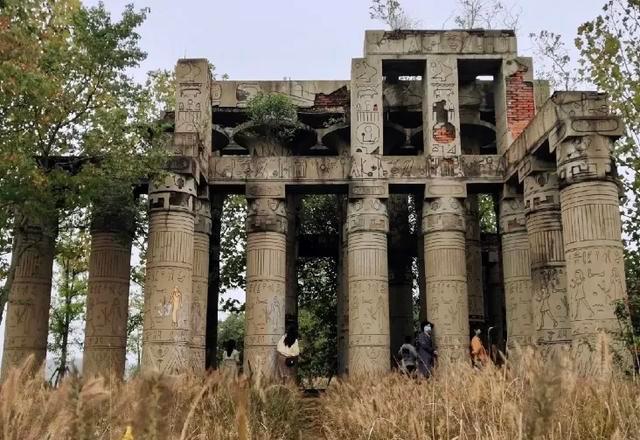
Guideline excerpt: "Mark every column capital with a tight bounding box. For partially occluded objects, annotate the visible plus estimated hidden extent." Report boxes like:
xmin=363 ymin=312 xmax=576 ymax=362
xmin=348 ymin=180 xmax=389 ymax=200
xmin=246 ymin=181 xmax=286 ymax=200
xmin=499 ymin=195 xmax=526 ymax=234
xmin=246 ymin=197 xmax=287 ymax=234
xmin=422 ymin=196 xmax=466 ymax=234
xmin=149 ymin=173 xmax=197 ymax=214
xmin=194 ymin=197 xmax=212 ymax=235
xmin=523 ymin=171 xmax=561 ymax=214
xmin=555 ymin=134 xmax=617 ymax=186
xmin=346 ymin=197 xmax=388 ymax=234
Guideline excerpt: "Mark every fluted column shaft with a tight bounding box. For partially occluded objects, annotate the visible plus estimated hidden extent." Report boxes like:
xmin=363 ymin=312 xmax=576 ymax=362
xmin=523 ymin=172 xmax=570 ymax=356
xmin=422 ymin=196 xmax=469 ymax=360
xmin=191 ymin=198 xmax=211 ymax=372
xmin=500 ymin=195 xmax=534 ymax=350
xmin=466 ymin=195 xmax=485 ymax=327
xmin=347 ymin=196 xmax=390 ymax=375
xmin=142 ymin=174 xmax=196 ymax=374
xmin=83 ymin=209 xmax=133 ymax=378
xmin=2 ymin=214 xmax=57 ymax=377
xmin=557 ymin=134 xmax=628 ymax=372
xmin=244 ymin=195 xmax=287 ymax=377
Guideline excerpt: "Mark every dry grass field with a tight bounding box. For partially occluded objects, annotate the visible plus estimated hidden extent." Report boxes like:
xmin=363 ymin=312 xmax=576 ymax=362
xmin=1 ymin=346 xmax=639 ymax=440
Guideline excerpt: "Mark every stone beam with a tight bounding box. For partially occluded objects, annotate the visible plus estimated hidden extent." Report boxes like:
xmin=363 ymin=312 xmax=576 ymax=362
xmin=209 ymin=155 xmax=506 ymax=185
xmin=503 ymin=91 xmax=623 ymax=180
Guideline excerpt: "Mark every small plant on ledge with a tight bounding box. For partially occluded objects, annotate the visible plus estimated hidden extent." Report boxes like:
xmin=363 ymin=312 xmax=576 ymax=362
xmin=246 ymin=92 xmax=299 ymax=140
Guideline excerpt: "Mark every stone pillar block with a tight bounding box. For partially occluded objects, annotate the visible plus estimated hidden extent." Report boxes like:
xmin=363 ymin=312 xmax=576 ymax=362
xmin=83 ymin=209 xmax=133 ymax=379
xmin=523 ymin=171 xmax=571 ymax=357
xmin=351 ymin=57 xmax=383 ymax=155
xmin=175 ymin=59 xmax=212 ymax=154
xmin=244 ymin=186 xmax=287 ymax=378
xmin=1 ymin=214 xmax=57 ymax=378
xmin=285 ymin=194 xmax=300 ymax=325
xmin=424 ymin=56 xmax=461 ymax=157
xmin=142 ymin=173 xmax=196 ymax=374
xmin=206 ymin=194 xmax=223 ymax=370
xmin=347 ymin=192 xmax=390 ymax=375
xmin=422 ymin=195 xmax=469 ymax=360
xmin=336 ymin=196 xmax=349 ymax=375
xmin=500 ymin=195 xmax=534 ymax=350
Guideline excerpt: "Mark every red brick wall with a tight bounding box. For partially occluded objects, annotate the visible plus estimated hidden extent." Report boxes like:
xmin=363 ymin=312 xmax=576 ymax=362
xmin=433 ymin=124 xmax=456 ymax=143
xmin=506 ymin=65 xmax=535 ymax=140
xmin=314 ymin=86 xmax=349 ymax=107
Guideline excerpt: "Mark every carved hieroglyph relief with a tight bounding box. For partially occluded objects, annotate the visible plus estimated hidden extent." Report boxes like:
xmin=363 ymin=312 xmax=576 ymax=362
xmin=347 ymin=197 xmax=390 ymax=374
xmin=83 ymin=231 xmax=132 ymax=378
xmin=351 ymin=58 xmax=383 ymax=155
xmin=422 ymin=196 xmax=469 ymax=360
xmin=176 ymin=59 xmax=211 ymax=153
xmin=425 ymin=56 xmax=461 ymax=157
xmin=500 ymin=196 xmax=534 ymax=350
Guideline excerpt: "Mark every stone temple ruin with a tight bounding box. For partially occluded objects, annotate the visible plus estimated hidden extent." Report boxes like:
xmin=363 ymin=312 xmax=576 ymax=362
xmin=1 ymin=30 xmax=629 ymax=378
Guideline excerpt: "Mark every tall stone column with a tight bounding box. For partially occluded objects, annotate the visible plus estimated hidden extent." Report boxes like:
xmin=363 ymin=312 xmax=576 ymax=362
xmin=556 ymin=134 xmax=628 ymax=371
xmin=422 ymin=195 xmax=469 ymax=361
xmin=83 ymin=207 xmax=133 ymax=378
xmin=191 ymin=196 xmax=211 ymax=372
xmin=523 ymin=171 xmax=571 ymax=357
xmin=1 ymin=213 xmax=57 ymax=377
xmin=388 ymin=195 xmax=413 ymax=362
xmin=285 ymin=194 xmax=299 ymax=328
xmin=347 ymin=188 xmax=390 ymax=375
xmin=466 ymin=195 xmax=485 ymax=328
xmin=206 ymin=194 xmax=223 ymax=370
xmin=244 ymin=184 xmax=287 ymax=378
xmin=336 ymin=196 xmax=349 ymax=375
xmin=500 ymin=194 xmax=534 ymax=350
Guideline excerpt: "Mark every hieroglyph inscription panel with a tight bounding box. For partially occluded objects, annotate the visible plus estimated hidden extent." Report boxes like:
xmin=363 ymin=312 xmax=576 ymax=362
xmin=176 ymin=59 xmax=211 ymax=153
xmin=351 ymin=58 xmax=383 ymax=155
xmin=425 ymin=56 xmax=461 ymax=157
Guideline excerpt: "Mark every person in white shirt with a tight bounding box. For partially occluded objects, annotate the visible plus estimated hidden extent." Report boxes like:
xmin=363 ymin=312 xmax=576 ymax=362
xmin=276 ymin=324 xmax=300 ymax=382
xmin=221 ymin=339 xmax=241 ymax=378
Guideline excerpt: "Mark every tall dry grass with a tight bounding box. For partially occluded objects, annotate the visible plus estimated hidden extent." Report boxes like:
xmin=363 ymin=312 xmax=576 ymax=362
xmin=321 ymin=346 xmax=640 ymax=440
xmin=2 ymin=348 xmax=640 ymax=440
xmin=0 ymin=357 xmax=304 ymax=440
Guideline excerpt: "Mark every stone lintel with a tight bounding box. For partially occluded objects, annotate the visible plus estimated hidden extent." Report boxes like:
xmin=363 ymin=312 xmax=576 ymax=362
xmin=245 ymin=182 xmax=286 ymax=200
xmin=504 ymin=91 xmax=617 ymax=180
xmin=364 ymin=30 xmax=517 ymax=56
xmin=349 ymin=180 xmax=388 ymax=199
xmin=209 ymin=155 xmax=505 ymax=185
xmin=549 ymin=116 xmax=624 ymax=152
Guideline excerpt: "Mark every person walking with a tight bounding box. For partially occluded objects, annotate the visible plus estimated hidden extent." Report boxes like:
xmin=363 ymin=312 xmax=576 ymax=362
xmin=221 ymin=339 xmax=241 ymax=377
xmin=470 ymin=328 xmax=489 ymax=369
xmin=276 ymin=323 xmax=300 ymax=382
xmin=398 ymin=335 xmax=419 ymax=375
xmin=415 ymin=321 xmax=437 ymax=378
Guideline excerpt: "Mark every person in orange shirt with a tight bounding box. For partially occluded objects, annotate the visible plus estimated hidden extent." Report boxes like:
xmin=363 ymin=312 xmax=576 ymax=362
xmin=470 ymin=328 xmax=489 ymax=369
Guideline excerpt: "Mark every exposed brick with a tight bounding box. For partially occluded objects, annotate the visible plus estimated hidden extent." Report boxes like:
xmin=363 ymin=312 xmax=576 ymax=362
xmin=506 ymin=65 xmax=535 ymax=139
xmin=433 ymin=124 xmax=456 ymax=143
xmin=314 ymin=86 xmax=349 ymax=108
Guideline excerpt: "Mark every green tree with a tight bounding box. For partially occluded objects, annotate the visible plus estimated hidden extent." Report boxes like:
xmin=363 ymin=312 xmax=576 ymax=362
xmin=217 ymin=312 xmax=245 ymax=364
xmin=0 ymin=0 xmax=167 ymax=324
xmin=48 ymin=214 xmax=89 ymax=385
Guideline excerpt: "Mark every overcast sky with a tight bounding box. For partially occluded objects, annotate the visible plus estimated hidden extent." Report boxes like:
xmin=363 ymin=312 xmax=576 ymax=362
xmin=82 ymin=0 xmax=606 ymax=82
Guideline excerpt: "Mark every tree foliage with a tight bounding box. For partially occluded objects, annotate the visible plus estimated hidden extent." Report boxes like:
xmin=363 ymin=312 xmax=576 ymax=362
xmin=530 ymin=30 xmax=580 ymax=91
xmin=0 ymin=0 xmax=167 ymax=323
xmin=369 ymin=0 xmax=418 ymax=30
xmin=453 ymin=0 xmax=521 ymax=30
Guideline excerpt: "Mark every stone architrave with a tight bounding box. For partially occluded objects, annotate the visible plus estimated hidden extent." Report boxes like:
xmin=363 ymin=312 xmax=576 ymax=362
xmin=83 ymin=209 xmax=133 ymax=378
xmin=500 ymin=194 xmax=534 ymax=350
xmin=141 ymin=173 xmax=197 ymax=374
xmin=347 ymin=182 xmax=390 ymax=375
xmin=556 ymin=134 xmax=628 ymax=372
xmin=523 ymin=171 xmax=571 ymax=357
xmin=465 ymin=195 xmax=485 ymax=327
xmin=388 ymin=195 xmax=413 ymax=360
xmin=191 ymin=197 xmax=212 ymax=372
xmin=244 ymin=184 xmax=287 ymax=378
xmin=1 ymin=214 xmax=57 ymax=377
xmin=424 ymin=55 xmax=461 ymax=157
xmin=351 ymin=57 xmax=383 ymax=155
xmin=422 ymin=194 xmax=469 ymax=361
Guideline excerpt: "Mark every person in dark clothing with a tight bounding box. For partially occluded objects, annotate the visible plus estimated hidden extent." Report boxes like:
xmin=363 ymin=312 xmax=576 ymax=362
xmin=415 ymin=321 xmax=437 ymax=378
xmin=398 ymin=335 xmax=419 ymax=375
